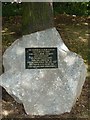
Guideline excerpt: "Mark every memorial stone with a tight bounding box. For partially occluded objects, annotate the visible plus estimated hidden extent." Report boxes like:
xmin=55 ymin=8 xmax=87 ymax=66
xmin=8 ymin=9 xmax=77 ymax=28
xmin=0 ymin=27 xmax=87 ymax=115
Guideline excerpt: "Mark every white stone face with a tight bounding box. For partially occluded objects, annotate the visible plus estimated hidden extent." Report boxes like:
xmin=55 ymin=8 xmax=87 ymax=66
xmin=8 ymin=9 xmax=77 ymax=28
xmin=0 ymin=28 xmax=87 ymax=115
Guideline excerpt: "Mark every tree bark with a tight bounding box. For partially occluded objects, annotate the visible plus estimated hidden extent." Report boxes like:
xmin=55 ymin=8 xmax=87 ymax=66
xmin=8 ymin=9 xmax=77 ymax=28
xmin=22 ymin=2 xmax=54 ymax=35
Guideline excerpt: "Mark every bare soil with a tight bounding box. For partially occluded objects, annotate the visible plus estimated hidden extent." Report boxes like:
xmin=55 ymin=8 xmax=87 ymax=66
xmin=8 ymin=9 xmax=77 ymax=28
xmin=0 ymin=14 xmax=89 ymax=120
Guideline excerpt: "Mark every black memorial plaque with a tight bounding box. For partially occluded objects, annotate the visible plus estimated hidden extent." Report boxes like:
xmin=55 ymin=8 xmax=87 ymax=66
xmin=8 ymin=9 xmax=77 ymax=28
xmin=25 ymin=48 xmax=58 ymax=69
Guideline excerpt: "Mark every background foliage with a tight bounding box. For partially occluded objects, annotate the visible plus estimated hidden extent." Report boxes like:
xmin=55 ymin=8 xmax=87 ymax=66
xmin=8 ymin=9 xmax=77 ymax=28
xmin=53 ymin=2 xmax=89 ymax=16
xmin=2 ymin=2 xmax=90 ymax=17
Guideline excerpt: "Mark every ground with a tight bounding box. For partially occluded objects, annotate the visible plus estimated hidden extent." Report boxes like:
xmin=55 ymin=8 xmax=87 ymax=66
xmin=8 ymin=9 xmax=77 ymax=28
xmin=0 ymin=14 xmax=89 ymax=119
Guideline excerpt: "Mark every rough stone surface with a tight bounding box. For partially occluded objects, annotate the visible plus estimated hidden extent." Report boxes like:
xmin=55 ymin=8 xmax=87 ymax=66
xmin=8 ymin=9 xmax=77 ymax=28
xmin=0 ymin=28 xmax=87 ymax=115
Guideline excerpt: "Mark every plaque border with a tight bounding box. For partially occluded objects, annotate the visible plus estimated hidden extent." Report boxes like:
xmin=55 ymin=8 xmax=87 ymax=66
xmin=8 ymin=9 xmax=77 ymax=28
xmin=25 ymin=47 xmax=58 ymax=69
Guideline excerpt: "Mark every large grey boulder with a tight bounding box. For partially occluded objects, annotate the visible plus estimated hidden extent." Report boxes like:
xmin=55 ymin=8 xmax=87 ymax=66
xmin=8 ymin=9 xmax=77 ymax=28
xmin=0 ymin=27 xmax=87 ymax=115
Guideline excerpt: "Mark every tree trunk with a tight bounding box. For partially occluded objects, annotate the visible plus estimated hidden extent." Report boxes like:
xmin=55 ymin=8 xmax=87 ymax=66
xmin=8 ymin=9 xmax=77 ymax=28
xmin=22 ymin=2 xmax=54 ymax=35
